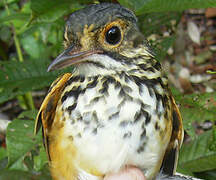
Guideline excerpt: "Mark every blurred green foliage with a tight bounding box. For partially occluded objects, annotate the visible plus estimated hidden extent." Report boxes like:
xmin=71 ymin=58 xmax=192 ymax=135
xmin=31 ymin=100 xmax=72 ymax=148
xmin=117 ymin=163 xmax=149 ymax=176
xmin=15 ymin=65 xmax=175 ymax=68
xmin=0 ymin=0 xmax=216 ymax=179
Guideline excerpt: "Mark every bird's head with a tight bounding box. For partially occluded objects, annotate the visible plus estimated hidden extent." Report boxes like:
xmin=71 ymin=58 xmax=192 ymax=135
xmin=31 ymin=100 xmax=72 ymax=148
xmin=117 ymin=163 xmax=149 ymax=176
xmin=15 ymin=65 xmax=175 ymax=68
xmin=48 ymin=3 xmax=155 ymax=76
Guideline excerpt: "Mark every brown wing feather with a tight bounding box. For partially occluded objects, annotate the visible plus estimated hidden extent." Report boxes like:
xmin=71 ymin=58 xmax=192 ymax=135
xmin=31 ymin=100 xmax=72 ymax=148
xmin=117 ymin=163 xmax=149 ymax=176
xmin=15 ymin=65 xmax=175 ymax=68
xmin=161 ymin=94 xmax=184 ymax=175
xmin=34 ymin=73 xmax=72 ymax=158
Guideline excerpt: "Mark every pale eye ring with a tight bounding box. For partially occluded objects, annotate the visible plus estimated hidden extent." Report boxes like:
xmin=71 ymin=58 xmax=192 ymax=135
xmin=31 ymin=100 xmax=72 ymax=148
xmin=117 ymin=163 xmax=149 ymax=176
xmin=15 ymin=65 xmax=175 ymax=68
xmin=105 ymin=26 xmax=121 ymax=45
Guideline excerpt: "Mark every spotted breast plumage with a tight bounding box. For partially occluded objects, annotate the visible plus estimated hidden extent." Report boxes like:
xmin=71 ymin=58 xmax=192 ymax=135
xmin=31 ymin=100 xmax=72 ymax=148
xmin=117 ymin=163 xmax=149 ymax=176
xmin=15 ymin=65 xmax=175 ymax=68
xmin=35 ymin=3 xmax=183 ymax=180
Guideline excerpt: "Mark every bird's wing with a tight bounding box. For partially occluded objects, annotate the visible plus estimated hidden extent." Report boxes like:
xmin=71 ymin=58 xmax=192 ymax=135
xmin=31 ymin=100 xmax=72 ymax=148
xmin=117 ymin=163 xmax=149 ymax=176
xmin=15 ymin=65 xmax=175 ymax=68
xmin=34 ymin=73 xmax=72 ymax=159
xmin=160 ymin=93 xmax=184 ymax=176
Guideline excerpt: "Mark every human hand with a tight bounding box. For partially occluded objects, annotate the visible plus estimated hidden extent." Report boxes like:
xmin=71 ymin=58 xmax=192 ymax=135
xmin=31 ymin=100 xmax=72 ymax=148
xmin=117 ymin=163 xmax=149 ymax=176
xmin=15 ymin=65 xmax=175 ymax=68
xmin=104 ymin=166 xmax=146 ymax=180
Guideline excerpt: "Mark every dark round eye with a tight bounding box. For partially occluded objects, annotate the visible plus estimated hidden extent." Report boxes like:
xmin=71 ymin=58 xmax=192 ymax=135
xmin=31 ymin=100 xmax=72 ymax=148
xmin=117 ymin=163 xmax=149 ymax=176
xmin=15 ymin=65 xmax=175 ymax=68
xmin=105 ymin=26 xmax=121 ymax=45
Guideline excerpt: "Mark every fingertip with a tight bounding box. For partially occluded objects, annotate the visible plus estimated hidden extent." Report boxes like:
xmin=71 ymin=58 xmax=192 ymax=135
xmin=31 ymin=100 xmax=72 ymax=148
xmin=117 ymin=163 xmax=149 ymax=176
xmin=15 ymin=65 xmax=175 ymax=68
xmin=104 ymin=166 xmax=146 ymax=180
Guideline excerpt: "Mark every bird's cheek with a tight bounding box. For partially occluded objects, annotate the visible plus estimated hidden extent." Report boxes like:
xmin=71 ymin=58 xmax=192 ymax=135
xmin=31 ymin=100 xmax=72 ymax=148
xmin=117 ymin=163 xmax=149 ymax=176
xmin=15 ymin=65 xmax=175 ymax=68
xmin=104 ymin=166 xmax=146 ymax=180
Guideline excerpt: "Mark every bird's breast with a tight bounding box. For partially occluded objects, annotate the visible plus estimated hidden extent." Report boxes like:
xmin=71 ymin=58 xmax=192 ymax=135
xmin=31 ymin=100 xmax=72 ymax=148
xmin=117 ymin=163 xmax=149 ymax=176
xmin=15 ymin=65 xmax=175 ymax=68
xmin=52 ymin=74 xmax=172 ymax=179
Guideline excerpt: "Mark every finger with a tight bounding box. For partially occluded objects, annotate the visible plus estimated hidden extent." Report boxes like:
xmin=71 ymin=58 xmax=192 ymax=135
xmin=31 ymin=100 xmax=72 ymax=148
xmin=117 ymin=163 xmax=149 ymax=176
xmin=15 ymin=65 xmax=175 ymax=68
xmin=104 ymin=166 xmax=146 ymax=180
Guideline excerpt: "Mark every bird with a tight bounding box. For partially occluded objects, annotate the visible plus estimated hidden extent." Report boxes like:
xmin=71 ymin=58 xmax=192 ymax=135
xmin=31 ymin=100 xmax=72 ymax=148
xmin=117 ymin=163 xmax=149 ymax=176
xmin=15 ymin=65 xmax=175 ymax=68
xmin=34 ymin=3 xmax=184 ymax=180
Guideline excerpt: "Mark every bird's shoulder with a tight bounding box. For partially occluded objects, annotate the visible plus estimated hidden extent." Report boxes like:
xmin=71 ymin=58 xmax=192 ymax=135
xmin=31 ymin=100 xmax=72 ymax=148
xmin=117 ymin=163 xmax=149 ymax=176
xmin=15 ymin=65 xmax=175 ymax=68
xmin=34 ymin=73 xmax=72 ymax=135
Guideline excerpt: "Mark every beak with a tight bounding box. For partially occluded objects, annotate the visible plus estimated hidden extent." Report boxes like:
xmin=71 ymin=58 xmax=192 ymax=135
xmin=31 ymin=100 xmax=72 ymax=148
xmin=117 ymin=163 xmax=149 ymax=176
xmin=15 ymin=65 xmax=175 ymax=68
xmin=47 ymin=44 xmax=103 ymax=72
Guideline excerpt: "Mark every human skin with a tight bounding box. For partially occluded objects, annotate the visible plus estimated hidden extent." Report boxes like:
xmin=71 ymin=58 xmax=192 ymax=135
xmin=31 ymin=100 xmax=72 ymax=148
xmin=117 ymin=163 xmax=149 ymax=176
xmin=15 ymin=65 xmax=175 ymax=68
xmin=104 ymin=166 xmax=146 ymax=180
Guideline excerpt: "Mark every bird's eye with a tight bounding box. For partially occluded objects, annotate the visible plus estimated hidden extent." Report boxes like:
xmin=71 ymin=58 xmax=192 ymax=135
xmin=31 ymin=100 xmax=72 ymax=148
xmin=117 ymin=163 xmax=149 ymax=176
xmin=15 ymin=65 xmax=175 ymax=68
xmin=105 ymin=26 xmax=121 ymax=45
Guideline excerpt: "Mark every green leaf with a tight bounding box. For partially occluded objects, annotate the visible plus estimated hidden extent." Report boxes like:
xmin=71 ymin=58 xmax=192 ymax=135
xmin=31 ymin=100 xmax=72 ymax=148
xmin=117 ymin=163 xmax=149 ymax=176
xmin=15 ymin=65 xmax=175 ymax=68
xmin=0 ymin=3 xmax=30 ymax=29
xmin=18 ymin=110 xmax=38 ymax=120
xmin=0 ymin=26 xmax=11 ymax=42
xmin=6 ymin=0 xmax=19 ymax=4
xmin=118 ymin=0 xmax=146 ymax=12
xmin=0 ymin=169 xmax=52 ymax=180
xmin=30 ymin=0 xmax=84 ymax=22
xmin=34 ymin=148 xmax=48 ymax=171
xmin=0 ymin=60 xmax=71 ymax=104
xmin=0 ymin=13 xmax=30 ymax=24
xmin=20 ymin=35 xmax=47 ymax=59
xmin=173 ymin=91 xmax=216 ymax=138
xmin=6 ymin=119 xmax=41 ymax=168
xmin=8 ymin=155 xmax=28 ymax=171
xmin=119 ymin=0 xmax=216 ymax=15
xmin=0 ymin=158 xmax=8 ymax=171
xmin=0 ymin=148 xmax=7 ymax=160
xmin=0 ymin=0 xmax=19 ymax=9
xmin=0 ymin=170 xmax=32 ymax=180
xmin=195 ymin=169 xmax=216 ymax=180
xmin=138 ymin=12 xmax=181 ymax=36
xmin=178 ymin=130 xmax=216 ymax=173
xmin=155 ymin=35 xmax=176 ymax=60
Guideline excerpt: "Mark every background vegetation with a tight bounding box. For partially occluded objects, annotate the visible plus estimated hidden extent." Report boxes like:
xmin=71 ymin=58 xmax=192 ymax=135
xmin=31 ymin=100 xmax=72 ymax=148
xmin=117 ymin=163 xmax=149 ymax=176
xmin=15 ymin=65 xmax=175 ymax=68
xmin=0 ymin=0 xmax=216 ymax=179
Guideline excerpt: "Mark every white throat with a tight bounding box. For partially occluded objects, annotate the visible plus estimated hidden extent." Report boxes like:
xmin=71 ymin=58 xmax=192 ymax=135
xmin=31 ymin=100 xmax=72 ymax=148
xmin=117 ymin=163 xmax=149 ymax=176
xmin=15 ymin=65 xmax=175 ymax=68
xmin=75 ymin=54 xmax=126 ymax=76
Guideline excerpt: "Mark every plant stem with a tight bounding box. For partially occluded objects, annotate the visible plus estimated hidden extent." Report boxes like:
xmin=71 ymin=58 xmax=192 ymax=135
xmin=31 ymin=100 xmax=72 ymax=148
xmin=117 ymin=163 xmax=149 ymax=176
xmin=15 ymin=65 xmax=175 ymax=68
xmin=13 ymin=29 xmax=24 ymax=62
xmin=4 ymin=0 xmax=35 ymax=110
